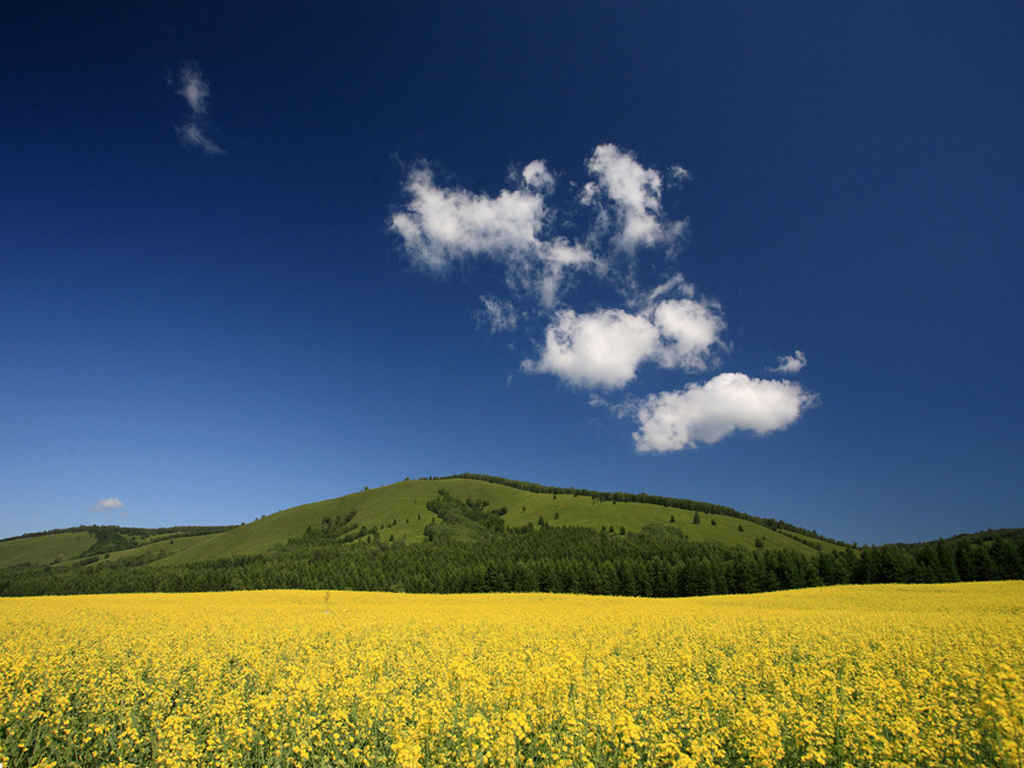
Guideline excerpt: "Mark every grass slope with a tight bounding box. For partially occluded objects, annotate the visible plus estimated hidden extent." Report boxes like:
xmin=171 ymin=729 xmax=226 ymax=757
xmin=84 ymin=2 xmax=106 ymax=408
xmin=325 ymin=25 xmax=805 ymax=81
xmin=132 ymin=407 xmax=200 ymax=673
xmin=155 ymin=478 xmax=843 ymax=567
xmin=76 ymin=532 xmax=226 ymax=568
xmin=0 ymin=531 xmax=95 ymax=569
xmin=0 ymin=525 xmax=235 ymax=571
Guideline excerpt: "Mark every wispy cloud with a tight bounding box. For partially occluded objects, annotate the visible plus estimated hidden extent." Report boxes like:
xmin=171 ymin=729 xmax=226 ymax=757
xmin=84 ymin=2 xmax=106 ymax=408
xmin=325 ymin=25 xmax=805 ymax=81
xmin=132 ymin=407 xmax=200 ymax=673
xmin=92 ymin=497 xmax=125 ymax=514
xmin=174 ymin=63 xmax=224 ymax=155
xmin=478 ymin=296 xmax=518 ymax=333
xmin=669 ymin=164 xmax=692 ymax=183
xmin=176 ymin=122 xmax=224 ymax=155
xmin=771 ymin=349 xmax=808 ymax=374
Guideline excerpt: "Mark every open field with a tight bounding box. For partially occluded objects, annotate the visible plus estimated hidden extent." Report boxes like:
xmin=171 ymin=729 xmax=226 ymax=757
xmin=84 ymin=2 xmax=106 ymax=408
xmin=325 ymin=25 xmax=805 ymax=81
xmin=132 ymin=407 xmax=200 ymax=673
xmin=1 ymin=582 xmax=1022 ymax=768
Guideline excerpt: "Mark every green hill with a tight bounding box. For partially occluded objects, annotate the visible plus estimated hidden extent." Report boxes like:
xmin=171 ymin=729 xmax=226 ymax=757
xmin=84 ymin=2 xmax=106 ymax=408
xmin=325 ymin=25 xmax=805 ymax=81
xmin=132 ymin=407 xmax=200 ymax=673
xmin=0 ymin=524 xmax=238 ymax=570
xmin=150 ymin=476 xmax=844 ymax=567
xmin=0 ymin=530 xmax=95 ymax=568
xmin=3 ymin=476 xmax=1020 ymax=599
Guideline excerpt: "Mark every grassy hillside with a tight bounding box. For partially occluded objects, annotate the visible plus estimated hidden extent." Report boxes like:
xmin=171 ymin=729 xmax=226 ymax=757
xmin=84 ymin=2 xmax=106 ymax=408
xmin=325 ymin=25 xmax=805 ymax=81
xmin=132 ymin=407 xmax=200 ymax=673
xmin=154 ymin=477 xmax=844 ymax=567
xmin=2 ymin=479 xmax=1021 ymax=598
xmin=0 ymin=477 xmax=848 ymax=583
xmin=0 ymin=530 xmax=95 ymax=568
xmin=76 ymin=532 xmax=226 ymax=568
xmin=0 ymin=525 xmax=236 ymax=571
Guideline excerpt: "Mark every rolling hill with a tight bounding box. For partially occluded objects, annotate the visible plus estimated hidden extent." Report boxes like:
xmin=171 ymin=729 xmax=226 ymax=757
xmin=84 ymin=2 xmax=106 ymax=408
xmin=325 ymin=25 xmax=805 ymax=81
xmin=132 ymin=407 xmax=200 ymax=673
xmin=28 ymin=473 xmax=847 ymax=569
xmin=0 ymin=524 xmax=237 ymax=570
xmin=2 ymin=475 xmax=1020 ymax=598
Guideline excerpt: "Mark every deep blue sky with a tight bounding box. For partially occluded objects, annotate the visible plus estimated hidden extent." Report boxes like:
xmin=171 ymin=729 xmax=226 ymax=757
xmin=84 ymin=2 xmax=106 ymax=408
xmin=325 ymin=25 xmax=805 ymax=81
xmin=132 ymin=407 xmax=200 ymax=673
xmin=2 ymin=1 xmax=1021 ymax=544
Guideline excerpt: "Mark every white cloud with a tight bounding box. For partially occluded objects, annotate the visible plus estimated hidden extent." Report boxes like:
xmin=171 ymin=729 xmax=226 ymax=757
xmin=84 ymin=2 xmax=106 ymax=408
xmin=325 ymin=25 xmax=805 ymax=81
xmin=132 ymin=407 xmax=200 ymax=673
xmin=669 ymin=164 xmax=691 ymax=182
xmin=522 ymin=159 xmax=555 ymax=192
xmin=644 ymin=274 xmax=696 ymax=305
xmin=391 ymin=167 xmax=545 ymax=268
xmin=391 ymin=146 xmax=692 ymax=304
xmin=391 ymin=147 xmax=820 ymax=453
xmin=629 ymin=373 xmax=818 ymax=452
xmin=522 ymin=308 xmax=660 ymax=389
xmin=174 ymin=63 xmax=224 ymax=155
xmin=178 ymin=64 xmax=210 ymax=114
xmin=522 ymin=286 xmax=726 ymax=388
xmin=176 ymin=122 xmax=224 ymax=155
xmin=391 ymin=165 xmax=594 ymax=306
xmin=651 ymin=298 xmax=726 ymax=370
xmin=771 ymin=349 xmax=808 ymax=373
xmin=92 ymin=497 xmax=125 ymax=513
xmin=583 ymin=144 xmax=687 ymax=253
xmin=478 ymin=296 xmax=518 ymax=332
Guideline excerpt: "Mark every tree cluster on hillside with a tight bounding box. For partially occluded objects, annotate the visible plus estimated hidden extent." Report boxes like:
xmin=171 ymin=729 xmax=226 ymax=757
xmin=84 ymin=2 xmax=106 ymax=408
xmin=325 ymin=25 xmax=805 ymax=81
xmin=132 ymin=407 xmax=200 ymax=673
xmin=441 ymin=473 xmax=848 ymax=547
xmin=1 ymin=491 xmax=1021 ymax=598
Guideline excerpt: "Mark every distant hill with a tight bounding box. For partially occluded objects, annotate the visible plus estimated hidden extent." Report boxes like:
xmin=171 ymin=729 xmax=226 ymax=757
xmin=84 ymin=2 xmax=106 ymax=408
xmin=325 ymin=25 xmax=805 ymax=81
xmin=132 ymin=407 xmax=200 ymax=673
xmin=126 ymin=475 xmax=848 ymax=567
xmin=0 ymin=524 xmax=236 ymax=570
xmin=1 ymin=476 xmax=1020 ymax=597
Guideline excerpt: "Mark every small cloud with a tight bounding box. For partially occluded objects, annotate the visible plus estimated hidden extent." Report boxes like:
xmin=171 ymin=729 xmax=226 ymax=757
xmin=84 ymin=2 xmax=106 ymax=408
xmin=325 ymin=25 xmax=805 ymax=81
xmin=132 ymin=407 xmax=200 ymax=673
xmin=176 ymin=122 xmax=224 ymax=155
xmin=390 ymin=164 xmax=593 ymax=306
xmin=174 ymin=63 xmax=224 ymax=155
xmin=582 ymin=144 xmax=687 ymax=254
xmin=522 ymin=159 xmax=555 ymax=192
xmin=770 ymin=349 xmax=808 ymax=374
xmin=522 ymin=308 xmax=660 ymax=389
xmin=92 ymin=497 xmax=125 ymax=514
xmin=177 ymin=63 xmax=210 ymax=114
xmin=628 ymin=373 xmax=818 ymax=452
xmin=478 ymin=295 xmax=518 ymax=333
xmin=521 ymin=289 xmax=726 ymax=389
xmin=669 ymin=164 xmax=691 ymax=183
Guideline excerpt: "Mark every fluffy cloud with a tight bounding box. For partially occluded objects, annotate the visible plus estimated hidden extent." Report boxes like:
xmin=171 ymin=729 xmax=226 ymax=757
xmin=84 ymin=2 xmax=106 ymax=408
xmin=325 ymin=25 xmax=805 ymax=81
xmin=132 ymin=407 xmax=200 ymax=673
xmin=174 ymin=63 xmax=224 ymax=155
xmin=582 ymin=144 xmax=686 ymax=253
xmin=771 ymin=349 xmax=808 ymax=373
xmin=630 ymin=373 xmax=817 ymax=452
xmin=92 ymin=497 xmax=125 ymax=513
xmin=391 ymin=167 xmax=546 ymax=268
xmin=391 ymin=147 xmax=816 ymax=453
xmin=651 ymin=298 xmax=726 ymax=370
xmin=390 ymin=146 xmax=689 ymax=306
xmin=522 ymin=308 xmax=660 ymax=388
xmin=478 ymin=296 xmax=518 ymax=332
xmin=391 ymin=165 xmax=594 ymax=306
xmin=522 ymin=159 xmax=555 ymax=191
xmin=522 ymin=284 xmax=726 ymax=388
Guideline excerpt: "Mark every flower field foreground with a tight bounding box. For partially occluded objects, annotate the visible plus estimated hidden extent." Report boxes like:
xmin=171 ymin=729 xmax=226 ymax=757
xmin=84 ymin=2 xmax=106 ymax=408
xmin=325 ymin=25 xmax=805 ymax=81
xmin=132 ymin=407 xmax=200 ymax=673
xmin=1 ymin=583 xmax=1022 ymax=768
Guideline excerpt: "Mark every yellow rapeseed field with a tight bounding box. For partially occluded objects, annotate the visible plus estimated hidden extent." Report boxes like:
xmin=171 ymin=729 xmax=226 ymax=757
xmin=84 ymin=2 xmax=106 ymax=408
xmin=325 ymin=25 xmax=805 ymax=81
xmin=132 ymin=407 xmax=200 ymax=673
xmin=1 ymin=583 xmax=1021 ymax=768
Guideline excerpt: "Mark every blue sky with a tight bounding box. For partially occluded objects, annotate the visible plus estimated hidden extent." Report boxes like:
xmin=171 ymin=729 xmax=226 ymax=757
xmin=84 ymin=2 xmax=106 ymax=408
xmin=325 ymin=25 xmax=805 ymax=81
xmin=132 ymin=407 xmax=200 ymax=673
xmin=2 ymin=1 xmax=1021 ymax=544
